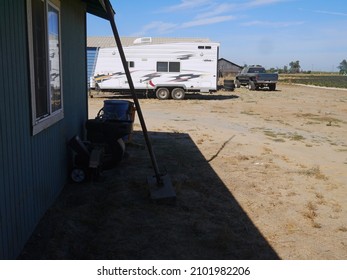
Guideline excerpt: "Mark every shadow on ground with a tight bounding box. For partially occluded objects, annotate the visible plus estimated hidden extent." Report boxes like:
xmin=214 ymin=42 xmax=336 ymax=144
xmin=19 ymin=131 xmax=279 ymax=260
xmin=89 ymin=90 xmax=239 ymax=101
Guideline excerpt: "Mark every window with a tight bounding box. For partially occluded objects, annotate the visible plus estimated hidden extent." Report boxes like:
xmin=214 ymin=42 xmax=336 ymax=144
xmin=169 ymin=62 xmax=180 ymax=72
xmin=27 ymin=0 xmax=63 ymax=134
xmin=157 ymin=62 xmax=168 ymax=72
xmin=127 ymin=61 xmax=135 ymax=68
xmin=249 ymin=68 xmax=266 ymax=73
xmin=156 ymin=62 xmax=180 ymax=72
xmin=198 ymin=45 xmax=212 ymax=49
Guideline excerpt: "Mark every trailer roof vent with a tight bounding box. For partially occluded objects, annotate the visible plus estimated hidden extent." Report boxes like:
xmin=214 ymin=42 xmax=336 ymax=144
xmin=133 ymin=37 xmax=152 ymax=44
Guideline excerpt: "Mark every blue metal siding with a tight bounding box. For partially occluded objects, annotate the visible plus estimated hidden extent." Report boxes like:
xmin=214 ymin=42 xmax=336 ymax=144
xmin=0 ymin=0 xmax=34 ymax=259
xmin=0 ymin=0 xmax=89 ymax=259
xmin=87 ymin=47 xmax=98 ymax=86
xmin=62 ymin=0 xmax=89 ymax=138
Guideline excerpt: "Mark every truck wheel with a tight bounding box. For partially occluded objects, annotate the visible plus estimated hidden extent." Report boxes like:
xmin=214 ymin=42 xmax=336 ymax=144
xmin=235 ymin=79 xmax=241 ymax=88
xmin=156 ymin=87 xmax=170 ymax=100
xmin=171 ymin=88 xmax=185 ymax=100
xmin=269 ymin=84 xmax=276 ymax=91
xmin=248 ymin=81 xmax=256 ymax=90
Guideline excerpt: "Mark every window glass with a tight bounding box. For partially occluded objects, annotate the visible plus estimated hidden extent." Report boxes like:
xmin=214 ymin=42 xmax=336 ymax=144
xmin=32 ymin=0 xmax=49 ymax=119
xmin=48 ymin=4 xmax=61 ymax=113
xmin=249 ymin=68 xmax=265 ymax=73
xmin=169 ymin=62 xmax=180 ymax=72
xmin=157 ymin=62 xmax=180 ymax=72
xmin=157 ymin=62 xmax=168 ymax=72
xmin=28 ymin=0 xmax=63 ymax=134
xmin=128 ymin=61 xmax=135 ymax=68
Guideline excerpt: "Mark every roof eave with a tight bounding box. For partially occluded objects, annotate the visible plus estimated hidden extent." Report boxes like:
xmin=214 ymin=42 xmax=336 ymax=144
xmin=83 ymin=0 xmax=114 ymax=20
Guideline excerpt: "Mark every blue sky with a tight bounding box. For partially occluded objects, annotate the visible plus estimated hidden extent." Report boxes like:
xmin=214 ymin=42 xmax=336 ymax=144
xmin=87 ymin=0 xmax=347 ymax=72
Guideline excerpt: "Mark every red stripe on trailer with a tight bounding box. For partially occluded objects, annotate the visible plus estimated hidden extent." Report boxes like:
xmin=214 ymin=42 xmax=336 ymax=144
xmin=149 ymin=80 xmax=155 ymax=87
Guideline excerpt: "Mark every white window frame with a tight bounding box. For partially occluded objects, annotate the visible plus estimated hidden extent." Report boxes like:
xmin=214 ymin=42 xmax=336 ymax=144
xmin=27 ymin=0 xmax=63 ymax=135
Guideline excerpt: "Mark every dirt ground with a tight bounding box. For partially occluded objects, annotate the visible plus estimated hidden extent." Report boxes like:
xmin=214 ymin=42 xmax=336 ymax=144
xmin=20 ymin=83 xmax=347 ymax=259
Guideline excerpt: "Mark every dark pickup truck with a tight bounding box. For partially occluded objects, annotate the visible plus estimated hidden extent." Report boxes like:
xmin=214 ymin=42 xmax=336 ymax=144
xmin=235 ymin=65 xmax=278 ymax=91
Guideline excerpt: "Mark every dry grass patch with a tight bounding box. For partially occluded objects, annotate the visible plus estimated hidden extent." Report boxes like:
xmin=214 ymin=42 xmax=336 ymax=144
xmin=338 ymin=226 xmax=347 ymax=232
xmin=263 ymin=130 xmax=305 ymax=142
xmin=303 ymin=201 xmax=322 ymax=228
xmin=296 ymin=166 xmax=328 ymax=180
xmin=241 ymin=110 xmax=260 ymax=115
xmin=289 ymin=133 xmax=305 ymax=141
xmin=315 ymin=192 xmax=326 ymax=205
xmin=237 ymin=155 xmax=250 ymax=161
xmin=296 ymin=113 xmax=344 ymax=126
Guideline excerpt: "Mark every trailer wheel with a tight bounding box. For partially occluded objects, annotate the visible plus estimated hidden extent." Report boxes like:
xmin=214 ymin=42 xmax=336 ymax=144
xmin=171 ymin=88 xmax=185 ymax=100
xmin=156 ymin=87 xmax=170 ymax=100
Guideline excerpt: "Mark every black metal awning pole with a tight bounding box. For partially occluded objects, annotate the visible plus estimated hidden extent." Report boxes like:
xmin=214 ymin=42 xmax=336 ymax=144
xmin=103 ymin=0 xmax=162 ymax=184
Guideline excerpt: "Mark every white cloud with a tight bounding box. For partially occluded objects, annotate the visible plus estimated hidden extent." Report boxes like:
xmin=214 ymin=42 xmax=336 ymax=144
xmin=131 ymin=21 xmax=178 ymax=36
xmin=181 ymin=15 xmax=235 ymax=28
xmin=136 ymin=0 xmax=291 ymax=35
xmin=132 ymin=14 xmax=235 ymax=36
xmin=314 ymin=10 xmax=347 ymax=17
xmin=195 ymin=3 xmax=236 ymax=19
xmin=244 ymin=0 xmax=289 ymax=8
xmin=241 ymin=20 xmax=305 ymax=27
xmin=160 ymin=0 xmax=289 ymax=13
xmin=160 ymin=0 xmax=213 ymax=13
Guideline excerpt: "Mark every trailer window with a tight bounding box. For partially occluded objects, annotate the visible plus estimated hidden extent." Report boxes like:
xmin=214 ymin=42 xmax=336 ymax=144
xmin=169 ymin=62 xmax=180 ymax=72
xmin=198 ymin=46 xmax=212 ymax=49
xmin=128 ymin=61 xmax=135 ymax=68
xmin=157 ymin=62 xmax=180 ymax=72
xmin=27 ymin=0 xmax=63 ymax=135
xmin=157 ymin=62 xmax=168 ymax=72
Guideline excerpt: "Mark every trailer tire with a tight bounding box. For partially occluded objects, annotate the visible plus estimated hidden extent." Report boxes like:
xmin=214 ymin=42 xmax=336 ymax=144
xmin=156 ymin=87 xmax=170 ymax=100
xmin=171 ymin=88 xmax=185 ymax=100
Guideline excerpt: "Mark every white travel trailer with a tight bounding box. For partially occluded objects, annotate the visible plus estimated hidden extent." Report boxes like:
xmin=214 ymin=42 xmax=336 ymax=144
xmin=90 ymin=39 xmax=220 ymax=100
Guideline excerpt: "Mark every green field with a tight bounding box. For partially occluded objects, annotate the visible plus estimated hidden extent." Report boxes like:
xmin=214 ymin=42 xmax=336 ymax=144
xmin=279 ymin=74 xmax=347 ymax=89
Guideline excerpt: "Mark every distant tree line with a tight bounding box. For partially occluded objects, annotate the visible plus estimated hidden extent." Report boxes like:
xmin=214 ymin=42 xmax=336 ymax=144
xmin=265 ymin=59 xmax=347 ymax=74
xmin=267 ymin=61 xmax=302 ymax=74
xmin=338 ymin=59 xmax=347 ymax=74
xmin=243 ymin=59 xmax=347 ymax=74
